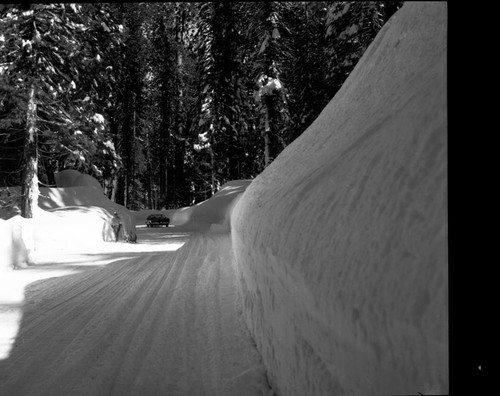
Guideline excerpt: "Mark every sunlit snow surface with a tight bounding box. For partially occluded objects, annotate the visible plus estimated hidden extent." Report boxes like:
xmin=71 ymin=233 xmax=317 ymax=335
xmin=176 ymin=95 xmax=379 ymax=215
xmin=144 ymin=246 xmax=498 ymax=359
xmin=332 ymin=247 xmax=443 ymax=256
xmin=0 ymin=222 xmax=271 ymax=396
xmin=0 ymin=177 xmax=267 ymax=396
xmin=0 ymin=176 xmax=247 ymax=366
xmin=0 ymin=226 xmax=187 ymax=360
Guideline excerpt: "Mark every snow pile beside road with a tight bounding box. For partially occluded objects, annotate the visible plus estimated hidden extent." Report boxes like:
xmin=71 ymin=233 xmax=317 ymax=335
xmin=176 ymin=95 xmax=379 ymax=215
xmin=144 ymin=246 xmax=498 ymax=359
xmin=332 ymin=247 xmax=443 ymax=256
xmin=38 ymin=185 xmax=135 ymax=240
xmin=41 ymin=169 xmax=135 ymax=237
xmin=40 ymin=170 xmax=135 ymax=242
xmin=1 ymin=170 xmax=136 ymax=270
xmin=0 ymin=219 xmax=28 ymax=271
xmin=170 ymin=180 xmax=252 ymax=232
xmin=32 ymin=207 xmax=116 ymax=251
xmin=54 ymin=168 xmax=103 ymax=190
xmin=231 ymin=2 xmax=447 ymax=395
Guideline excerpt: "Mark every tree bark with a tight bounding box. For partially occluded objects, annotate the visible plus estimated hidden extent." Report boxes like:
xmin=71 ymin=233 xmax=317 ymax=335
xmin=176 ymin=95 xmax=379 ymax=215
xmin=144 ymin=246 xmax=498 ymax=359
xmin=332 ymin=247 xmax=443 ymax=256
xmin=41 ymin=157 xmax=56 ymax=186
xmin=21 ymin=83 xmax=39 ymax=218
xmin=110 ymin=170 xmax=119 ymax=202
xmin=210 ymin=147 xmax=215 ymax=196
xmin=263 ymin=101 xmax=272 ymax=168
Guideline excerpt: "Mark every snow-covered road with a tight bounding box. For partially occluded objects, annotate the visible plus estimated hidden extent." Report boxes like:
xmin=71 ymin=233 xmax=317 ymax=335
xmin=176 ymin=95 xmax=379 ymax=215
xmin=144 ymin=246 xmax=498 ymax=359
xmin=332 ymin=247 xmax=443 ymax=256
xmin=0 ymin=227 xmax=271 ymax=396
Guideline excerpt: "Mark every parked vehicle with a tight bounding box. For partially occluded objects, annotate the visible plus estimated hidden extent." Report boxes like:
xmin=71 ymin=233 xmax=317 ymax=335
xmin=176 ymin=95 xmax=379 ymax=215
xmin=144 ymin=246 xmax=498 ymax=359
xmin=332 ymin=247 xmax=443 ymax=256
xmin=146 ymin=214 xmax=170 ymax=227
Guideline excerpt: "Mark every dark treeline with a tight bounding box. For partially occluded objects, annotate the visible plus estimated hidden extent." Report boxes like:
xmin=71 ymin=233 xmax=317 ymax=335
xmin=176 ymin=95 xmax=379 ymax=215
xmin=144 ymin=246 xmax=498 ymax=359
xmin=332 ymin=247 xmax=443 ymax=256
xmin=0 ymin=2 xmax=402 ymax=215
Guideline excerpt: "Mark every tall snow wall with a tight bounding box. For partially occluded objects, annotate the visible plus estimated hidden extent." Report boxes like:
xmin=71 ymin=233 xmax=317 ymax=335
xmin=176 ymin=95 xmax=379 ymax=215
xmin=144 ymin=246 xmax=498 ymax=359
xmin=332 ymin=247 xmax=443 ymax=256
xmin=231 ymin=2 xmax=447 ymax=395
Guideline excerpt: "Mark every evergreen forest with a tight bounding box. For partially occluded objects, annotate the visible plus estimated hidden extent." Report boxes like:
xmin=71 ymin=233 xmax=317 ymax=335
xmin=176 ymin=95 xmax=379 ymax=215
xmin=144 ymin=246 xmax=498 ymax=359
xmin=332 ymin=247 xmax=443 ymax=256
xmin=0 ymin=2 xmax=403 ymax=215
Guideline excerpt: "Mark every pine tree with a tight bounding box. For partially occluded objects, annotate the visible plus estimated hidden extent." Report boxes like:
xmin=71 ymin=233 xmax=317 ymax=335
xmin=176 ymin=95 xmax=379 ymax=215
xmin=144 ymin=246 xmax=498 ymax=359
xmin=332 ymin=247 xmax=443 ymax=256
xmin=1 ymin=2 xmax=403 ymax=213
xmin=0 ymin=5 xmax=99 ymax=216
xmin=1 ymin=4 xmax=125 ymax=213
xmin=246 ymin=1 xmax=290 ymax=167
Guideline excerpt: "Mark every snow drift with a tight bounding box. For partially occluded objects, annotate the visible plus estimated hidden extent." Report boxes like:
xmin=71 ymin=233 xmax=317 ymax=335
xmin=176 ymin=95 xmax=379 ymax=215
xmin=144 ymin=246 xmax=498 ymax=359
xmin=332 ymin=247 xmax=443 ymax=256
xmin=38 ymin=186 xmax=135 ymax=241
xmin=38 ymin=170 xmax=136 ymax=244
xmin=0 ymin=219 xmax=28 ymax=271
xmin=170 ymin=180 xmax=252 ymax=232
xmin=1 ymin=170 xmax=135 ymax=270
xmin=53 ymin=168 xmax=103 ymax=190
xmin=231 ymin=2 xmax=447 ymax=395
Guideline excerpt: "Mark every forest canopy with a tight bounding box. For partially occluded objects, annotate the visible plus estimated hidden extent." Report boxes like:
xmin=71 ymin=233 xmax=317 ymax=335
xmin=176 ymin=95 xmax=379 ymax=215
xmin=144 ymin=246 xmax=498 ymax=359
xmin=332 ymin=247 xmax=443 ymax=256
xmin=0 ymin=2 xmax=402 ymax=213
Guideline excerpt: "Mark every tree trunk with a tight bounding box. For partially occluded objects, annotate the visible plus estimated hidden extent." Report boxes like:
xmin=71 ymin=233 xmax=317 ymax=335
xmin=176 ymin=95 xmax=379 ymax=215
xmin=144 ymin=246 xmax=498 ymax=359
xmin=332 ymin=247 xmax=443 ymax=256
xmin=263 ymin=102 xmax=272 ymax=168
xmin=160 ymin=162 xmax=168 ymax=209
xmin=124 ymin=173 xmax=129 ymax=209
xmin=110 ymin=171 xmax=119 ymax=202
xmin=114 ymin=172 xmax=125 ymax=205
xmin=146 ymin=174 xmax=152 ymax=209
xmin=42 ymin=157 xmax=56 ymax=186
xmin=210 ymin=147 xmax=216 ymax=197
xmin=131 ymin=109 xmax=136 ymax=210
xmin=21 ymin=84 xmax=39 ymax=218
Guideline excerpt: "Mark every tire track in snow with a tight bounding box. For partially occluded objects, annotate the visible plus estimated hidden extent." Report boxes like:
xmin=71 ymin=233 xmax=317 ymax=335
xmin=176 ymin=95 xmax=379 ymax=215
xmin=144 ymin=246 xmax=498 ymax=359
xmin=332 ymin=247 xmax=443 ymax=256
xmin=40 ymin=253 xmax=177 ymax=395
xmin=0 ymin=229 xmax=271 ymax=396
xmin=1 ymin=253 xmax=167 ymax=395
xmin=106 ymin=237 xmax=208 ymax=396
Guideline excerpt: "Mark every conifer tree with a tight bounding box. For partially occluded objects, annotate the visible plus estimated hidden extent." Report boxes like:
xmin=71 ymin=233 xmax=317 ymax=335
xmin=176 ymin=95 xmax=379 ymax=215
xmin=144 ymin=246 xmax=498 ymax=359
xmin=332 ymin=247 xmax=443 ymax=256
xmin=0 ymin=4 xmax=116 ymax=216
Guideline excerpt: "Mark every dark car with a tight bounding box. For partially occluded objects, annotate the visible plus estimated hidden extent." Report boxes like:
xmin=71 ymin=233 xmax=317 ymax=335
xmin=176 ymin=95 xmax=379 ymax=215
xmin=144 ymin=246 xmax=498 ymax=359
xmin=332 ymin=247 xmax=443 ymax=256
xmin=146 ymin=214 xmax=170 ymax=227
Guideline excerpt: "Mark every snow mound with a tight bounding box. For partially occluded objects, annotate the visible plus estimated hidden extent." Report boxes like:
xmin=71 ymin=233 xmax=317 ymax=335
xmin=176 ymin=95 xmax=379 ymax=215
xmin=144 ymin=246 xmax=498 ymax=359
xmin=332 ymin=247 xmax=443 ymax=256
xmin=0 ymin=219 xmax=28 ymax=271
xmin=39 ymin=185 xmax=107 ymax=209
xmin=231 ymin=3 xmax=447 ymax=396
xmin=40 ymin=207 xmax=117 ymax=245
xmin=38 ymin=170 xmax=135 ymax=240
xmin=55 ymin=169 xmax=103 ymax=191
xmin=1 ymin=170 xmax=136 ymax=271
xmin=170 ymin=180 xmax=252 ymax=232
xmin=37 ymin=189 xmax=134 ymax=246
xmin=38 ymin=185 xmax=135 ymax=239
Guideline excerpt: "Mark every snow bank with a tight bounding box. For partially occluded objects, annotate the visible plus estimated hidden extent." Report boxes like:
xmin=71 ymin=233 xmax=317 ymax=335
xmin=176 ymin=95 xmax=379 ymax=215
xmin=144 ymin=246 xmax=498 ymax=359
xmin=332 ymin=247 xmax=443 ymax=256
xmin=170 ymin=180 xmax=252 ymax=232
xmin=38 ymin=169 xmax=136 ymax=241
xmin=36 ymin=207 xmax=116 ymax=246
xmin=54 ymin=168 xmax=102 ymax=190
xmin=38 ymin=185 xmax=135 ymax=240
xmin=1 ymin=170 xmax=136 ymax=270
xmin=0 ymin=219 xmax=28 ymax=271
xmin=231 ymin=2 xmax=447 ymax=395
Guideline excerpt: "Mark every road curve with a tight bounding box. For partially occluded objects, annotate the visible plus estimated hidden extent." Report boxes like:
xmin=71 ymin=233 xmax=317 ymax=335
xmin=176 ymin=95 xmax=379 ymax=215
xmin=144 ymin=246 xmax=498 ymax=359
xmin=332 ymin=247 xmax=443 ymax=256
xmin=0 ymin=227 xmax=271 ymax=396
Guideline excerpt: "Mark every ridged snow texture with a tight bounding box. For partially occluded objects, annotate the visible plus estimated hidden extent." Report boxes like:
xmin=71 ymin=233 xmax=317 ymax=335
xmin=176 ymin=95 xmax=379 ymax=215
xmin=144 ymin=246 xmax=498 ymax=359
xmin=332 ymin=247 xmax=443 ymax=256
xmin=231 ymin=2 xmax=448 ymax=395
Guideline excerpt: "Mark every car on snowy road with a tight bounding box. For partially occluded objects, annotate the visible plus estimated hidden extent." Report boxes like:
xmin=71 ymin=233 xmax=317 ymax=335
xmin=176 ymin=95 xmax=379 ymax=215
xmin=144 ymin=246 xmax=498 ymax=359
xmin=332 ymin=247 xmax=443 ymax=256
xmin=146 ymin=214 xmax=170 ymax=227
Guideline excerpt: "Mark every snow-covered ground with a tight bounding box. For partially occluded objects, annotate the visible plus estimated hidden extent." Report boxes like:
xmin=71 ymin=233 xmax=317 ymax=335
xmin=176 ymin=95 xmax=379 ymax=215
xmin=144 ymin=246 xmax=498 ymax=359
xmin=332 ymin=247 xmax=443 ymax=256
xmin=1 ymin=170 xmax=268 ymax=395
xmin=0 ymin=226 xmax=271 ymax=395
xmin=1 ymin=2 xmax=447 ymax=395
xmin=0 ymin=169 xmax=138 ymax=271
xmin=231 ymin=2 xmax=448 ymax=395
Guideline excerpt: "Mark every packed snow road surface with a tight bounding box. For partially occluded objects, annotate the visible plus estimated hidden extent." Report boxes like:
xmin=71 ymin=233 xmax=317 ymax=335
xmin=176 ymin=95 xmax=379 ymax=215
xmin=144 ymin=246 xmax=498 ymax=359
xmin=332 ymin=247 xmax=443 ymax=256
xmin=0 ymin=226 xmax=271 ymax=396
